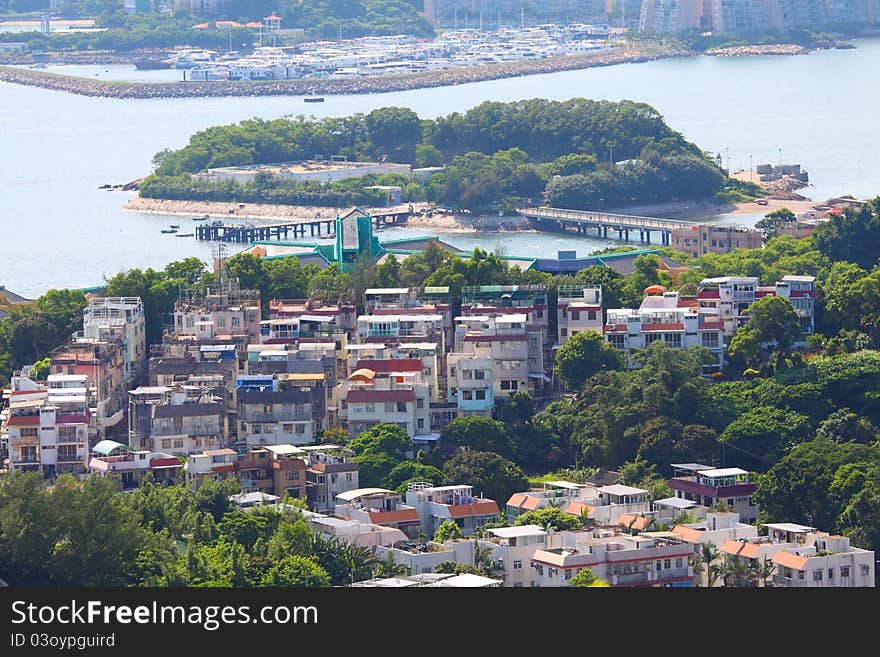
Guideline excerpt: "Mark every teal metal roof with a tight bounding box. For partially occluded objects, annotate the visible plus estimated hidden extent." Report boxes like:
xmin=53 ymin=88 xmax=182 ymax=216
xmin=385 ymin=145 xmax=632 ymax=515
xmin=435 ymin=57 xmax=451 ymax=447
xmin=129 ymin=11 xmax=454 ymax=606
xmin=92 ymin=440 xmax=127 ymax=456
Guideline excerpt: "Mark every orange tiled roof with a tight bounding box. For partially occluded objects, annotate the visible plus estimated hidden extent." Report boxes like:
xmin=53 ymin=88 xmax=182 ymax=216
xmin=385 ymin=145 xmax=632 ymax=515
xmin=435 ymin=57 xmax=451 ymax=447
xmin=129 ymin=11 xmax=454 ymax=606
xmin=507 ymin=493 xmax=527 ymax=508
xmin=720 ymin=539 xmax=761 ymax=559
xmin=521 ymin=496 xmax=542 ymax=511
xmin=617 ymin=514 xmax=651 ymax=531
xmin=672 ymin=525 xmax=707 ymax=544
xmin=447 ymin=501 xmax=499 ymax=518
xmin=772 ymin=551 xmax=811 ymax=570
xmin=563 ymin=501 xmax=595 ymax=517
xmin=368 ymin=509 xmax=421 ymax=525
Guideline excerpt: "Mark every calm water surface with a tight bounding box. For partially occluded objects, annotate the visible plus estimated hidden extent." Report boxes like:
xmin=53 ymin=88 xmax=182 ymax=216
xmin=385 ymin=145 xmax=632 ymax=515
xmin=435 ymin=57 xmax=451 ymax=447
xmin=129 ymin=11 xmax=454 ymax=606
xmin=3 ymin=39 xmax=879 ymax=297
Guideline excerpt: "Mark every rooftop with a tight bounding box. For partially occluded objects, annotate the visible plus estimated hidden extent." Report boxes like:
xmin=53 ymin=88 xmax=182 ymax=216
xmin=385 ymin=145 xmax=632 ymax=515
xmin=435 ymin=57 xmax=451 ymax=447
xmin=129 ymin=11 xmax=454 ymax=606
xmin=487 ymin=525 xmax=548 ymax=539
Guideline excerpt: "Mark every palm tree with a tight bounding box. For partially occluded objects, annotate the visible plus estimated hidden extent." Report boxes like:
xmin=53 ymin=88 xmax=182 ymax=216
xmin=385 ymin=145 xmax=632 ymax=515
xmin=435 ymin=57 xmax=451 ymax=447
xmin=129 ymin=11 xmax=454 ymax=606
xmin=373 ymin=551 xmax=410 ymax=578
xmin=692 ymin=542 xmax=720 ymax=587
xmin=472 ymin=540 xmax=499 ymax=578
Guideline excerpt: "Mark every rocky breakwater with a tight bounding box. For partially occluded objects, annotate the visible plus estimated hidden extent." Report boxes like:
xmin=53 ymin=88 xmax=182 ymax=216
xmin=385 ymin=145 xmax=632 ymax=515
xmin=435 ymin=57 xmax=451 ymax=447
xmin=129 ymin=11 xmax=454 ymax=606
xmin=0 ymin=43 xmax=688 ymax=99
xmin=704 ymin=44 xmax=810 ymax=56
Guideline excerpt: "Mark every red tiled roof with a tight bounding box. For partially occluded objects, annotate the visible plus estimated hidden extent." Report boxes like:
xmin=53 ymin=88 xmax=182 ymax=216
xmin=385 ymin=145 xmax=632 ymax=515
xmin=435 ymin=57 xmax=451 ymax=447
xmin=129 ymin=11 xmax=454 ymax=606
xmin=447 ymin=501 xmax=499 ymax=518
xmin=507 ymin=493 xmax=527 ymax=508
xmin=521 ymin=496 xmax=542 ymax=511
xmin=6 ymin=415 xmax=39 ymax=426
xmin=672 ymin=525 xmax=707 ymax=544
xmin=150 ymin=457 xmax=180 ymax=468
xmin=56 ymin=414 xmax=90 ymax=425
xmin=355 ymin=359 xmax=422 ymax=373
xmin=345 ymin=389 xmax=415 ymax=403
xmin=698 ymin=321 xmax=724 ymax=330
xmin=563 ymin=501 xmax=595 ymax=517
xmin=677 ymin=299 xmax=699 ymax=308
xmin=617 ymin=514 xmax=651 ymax=531
xmin=368 ymin=508 xmax=421 ymax=525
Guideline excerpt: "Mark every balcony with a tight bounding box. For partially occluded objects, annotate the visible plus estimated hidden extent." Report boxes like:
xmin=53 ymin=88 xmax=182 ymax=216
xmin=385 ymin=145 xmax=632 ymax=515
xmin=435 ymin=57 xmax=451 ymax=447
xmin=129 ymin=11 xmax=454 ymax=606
xmin=611 ymin=567 xmax=692 ymax=586
xmin=245 ymin=412 xmax=311 ymax=423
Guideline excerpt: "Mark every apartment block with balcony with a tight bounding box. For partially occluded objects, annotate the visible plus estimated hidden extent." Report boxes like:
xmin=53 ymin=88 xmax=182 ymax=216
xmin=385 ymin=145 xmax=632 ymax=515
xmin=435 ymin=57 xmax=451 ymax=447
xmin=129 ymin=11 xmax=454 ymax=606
xmin=604 ymin=290 xmax=725 ymax=373
xmin=238 ymin=388 xmax=319 ymax=447
xmin=561 ymin=484 xmax=653 ymax=526
xmin=82 ymin=297 xmax=146 ymax=386
xmin=268 ymin=297 xmax=356 ymax=333
xmin=375 ymin=538 xmax=477 ymax=576
xmin=128 ymin=385 xmax=224 ymax=454
xmin=302 ymin=445 xmax=360 ymax=513
xmin=50 ymin=337 xmax=126 ymax=439
xmin=230 ymin=444 xmax=308 ymax=499
xmin=363 ymin=286 xmax=454 ymax=353
xmin=6 ymin=387 xmax=90 ymax=477
xmin=356 ymin=312 xmax=447 ymax=354
xmin=334 ymin=487 xmax=422 ymax=538
xmin=531 ymin=529 xmax=694 ymax=587
xmin=556 ymin=285 xmax=603 ymax=347
xmin=670 ymin=511 xmax=759 ymax=586
xmin=87 ymin=439 xmax=180 ymax=488
xmin=405 ymin=482 xmax=500 ymax=537
xmin=668 ymin=463 xmax=758 ymax=524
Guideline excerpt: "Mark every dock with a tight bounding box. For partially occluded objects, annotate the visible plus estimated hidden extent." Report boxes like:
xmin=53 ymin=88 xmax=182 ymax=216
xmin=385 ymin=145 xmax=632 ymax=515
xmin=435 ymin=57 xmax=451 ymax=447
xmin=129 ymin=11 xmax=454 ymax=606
xmin=194 ymin=208 xmax=411 ymax=242
xmin=519 ymin=206 xmax=697 ymax=245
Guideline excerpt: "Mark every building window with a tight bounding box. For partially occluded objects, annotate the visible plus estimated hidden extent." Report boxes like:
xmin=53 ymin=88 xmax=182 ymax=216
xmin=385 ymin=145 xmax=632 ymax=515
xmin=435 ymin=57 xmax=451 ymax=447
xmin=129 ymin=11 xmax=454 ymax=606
xmin=475 ymin=389 xmax=486 ymax=400
xmin=513 ymin=560 xmax=522 ymax=570
xmin=860 ymin=565 xmax=870 ymax=576
xmin=474 ymin=369 xmax=485 ymax=380
xmin=416 ymin=398 xmax=424 ymax=409
xmin=828 ymin=568 xmax=833 ymax=581
xmin=664 ymin=559 xmax=671 ymax=570
xmin=396 ymin=402 xmax=407 ymax=412
xmin=587 ymin=311 xmax=597 ymax=321
xmin=727 ymin=498 xmax=734 ymax=506
xmin=231 ymin=317 xmax=240 ymax=327
xmin=813 ymin=570 xmax=823 ymax=581
xmin=841 ymin=566 xmax=850 ymax=578
xmin=664 ymin=333 xmax=682 ymax=348
xmin=462 ymin=390 xmax=473 ymax=401
xmin=173 ymin=439 xmax=183 ymax=449
xmin=417 ymin=419 xmax=424 ymax=429
xmin=364 ymin=403 xmax=375 ymax=413
xmin=797 ymin=570 xmax=805 ymax=580
xmin=608 ymin=334 xmax=626 ymax=350
xmin=385 ymin=402 xmax=395 ymax=413
xmin=644 ymin=333 xmax=661 ymax=345
xmin=331 ymin=473 xmax=337 ymax=484
xmin=463 ymin=370 xmax=473 ymax=380
xmin=282 ymin=423 xmax=293 ymax=433
xmin=561 ymin=328 xmax=568 ymax=337
xmin=346 ymin=473 xmax=353 ymax=482
xmin=295 ymin=424 xmax=305 ymax=435
xmin=675 ymin=558 xmax=683 ymax=568
xmin=285 ymin=471 xmax=299 ymax=480
xmin=570 ymin=311 xmax=580 ymax=321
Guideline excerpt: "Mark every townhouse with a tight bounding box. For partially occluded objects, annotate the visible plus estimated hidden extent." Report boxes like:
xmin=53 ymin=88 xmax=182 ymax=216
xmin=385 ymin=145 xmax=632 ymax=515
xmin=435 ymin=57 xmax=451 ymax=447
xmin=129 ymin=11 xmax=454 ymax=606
xmin=172 ymin=287 xmax=261 ymax=341
xmin=128 ymin=385 xmax=225 ymax=454
xmin=477 ymin=525 xmax=549 ymax=587
xmin=82 ymin=297 xmax=146 ymax=386
xmin=302 ymin=445 xmax=360 ymax=512
xmin=555 ymin=285 xmax=604 ymax=347
xmin=506 ymin=480 xmax=596 ymax=522
xmin=237 ymin=388 xmax=321 ymax=447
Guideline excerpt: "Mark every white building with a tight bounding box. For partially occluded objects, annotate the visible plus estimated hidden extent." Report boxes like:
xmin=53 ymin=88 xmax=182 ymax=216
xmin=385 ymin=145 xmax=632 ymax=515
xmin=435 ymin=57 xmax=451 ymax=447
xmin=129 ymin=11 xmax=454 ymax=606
xmin=604 ymin=290 xmax=725 ymax=373
xmin=337 ymin=364 xmax=431 ymax=439
xmin=556 ymin=285 xmax=603 ymax=347
xmin=670 ymin=511 xmax=759 ymax=586
xmin=173 ymin=290 xmax=261 ymax=341
xmin=128 ymin=386 xmax=225 ymax=454
xmin=82 ymin=297 xmax=146 ymax=386
xmin=405 ymin=482 xmax=500 ymax=537
xmin=334 ymin=487 xmax=422 ymax=537
xmin=478 ymin=525 xmax=549 ymax=587
xmin=198 ymin=159 xmax=411 ymax=185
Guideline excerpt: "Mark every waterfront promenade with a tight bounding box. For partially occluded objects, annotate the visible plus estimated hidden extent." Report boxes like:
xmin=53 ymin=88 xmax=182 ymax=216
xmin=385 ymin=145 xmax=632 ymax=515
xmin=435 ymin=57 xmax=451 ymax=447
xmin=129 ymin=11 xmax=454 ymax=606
xmin=0 ymin=42 xmax=686 ymax=98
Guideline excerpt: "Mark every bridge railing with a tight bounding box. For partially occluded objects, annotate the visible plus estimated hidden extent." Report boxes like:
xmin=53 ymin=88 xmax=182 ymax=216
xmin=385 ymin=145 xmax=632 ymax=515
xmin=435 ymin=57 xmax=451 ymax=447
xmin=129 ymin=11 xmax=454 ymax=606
xmin=520 ymin=206 xmax=694 ymax=230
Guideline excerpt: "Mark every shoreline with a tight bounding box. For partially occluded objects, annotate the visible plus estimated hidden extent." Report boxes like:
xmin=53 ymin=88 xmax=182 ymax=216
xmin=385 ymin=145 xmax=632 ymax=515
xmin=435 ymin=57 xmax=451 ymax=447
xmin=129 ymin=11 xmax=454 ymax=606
xmin=0 ymin=43 xmax=693 ymax=99
xmin=123 ymin=195 xmax=826 ymax=232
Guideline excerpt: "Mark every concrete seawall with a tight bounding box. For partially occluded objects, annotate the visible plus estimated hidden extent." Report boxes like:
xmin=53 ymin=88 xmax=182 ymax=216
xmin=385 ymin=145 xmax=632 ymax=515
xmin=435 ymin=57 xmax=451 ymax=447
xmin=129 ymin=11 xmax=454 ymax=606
xmin=0 ymin=44 xmax=688 ymax=99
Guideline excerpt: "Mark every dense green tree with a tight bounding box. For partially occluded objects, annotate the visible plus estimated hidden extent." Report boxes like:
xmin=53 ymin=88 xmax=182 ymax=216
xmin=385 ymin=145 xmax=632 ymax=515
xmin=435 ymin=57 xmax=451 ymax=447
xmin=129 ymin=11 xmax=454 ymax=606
xmin=438 ymin=416 xmax=515 ymax=459
xmin=349 ymin=423 xmax=412 ymax=460
xmin=812 ymin=198 xmax=880 ymax=270
xmin=442 ymin=450 xmax=528 ymax=505
xmin=745 ymin=294 xmax=802 ymax=351
xmin=514 ymin=506 xmax=582 ymax=531
xmin=554 ymin=330 xmax=624 ymax=390
xmin=728 ymin=326 xmax=763 ymax=369
xmin=568 ymin=568 xmax=607 ymax=587
xmin=261 ymin=556 xmax=330 ymax=587
xmin=385 ymin=461 xmax=444 ymax=493
xmin=307 ymin=263 xmax=350 ymax=303
xmin=375 ymin=254 xmax=400 ymax=288
xmin=755 ymin=208 xmax=796 ymax=239
xmin=815 ymin=408 xmax=879 ymax=444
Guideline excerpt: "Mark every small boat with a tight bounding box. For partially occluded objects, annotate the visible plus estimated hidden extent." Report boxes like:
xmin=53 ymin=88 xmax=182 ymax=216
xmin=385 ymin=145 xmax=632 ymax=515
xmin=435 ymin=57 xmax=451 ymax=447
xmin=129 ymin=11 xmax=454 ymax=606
xmin=169 ymin=224 xmax=180 ymax=229
xmin=161 ymin=228 xmax=178 ymax=234
xmin=193 ymin=214 xmax=209 ymax=221
xmin=304 ymin=94 xmax=324 ymax=103
xmin=175 ymin=232 xmax=195 ymax=237
xmin=134 ymin=58 xmax=173 ymax=70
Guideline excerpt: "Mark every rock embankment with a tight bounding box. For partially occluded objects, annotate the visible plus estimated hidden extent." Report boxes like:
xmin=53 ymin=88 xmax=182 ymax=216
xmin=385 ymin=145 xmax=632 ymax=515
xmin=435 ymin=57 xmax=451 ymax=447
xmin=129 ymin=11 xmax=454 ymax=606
xmin=704 ymin=44 xmax=810 ymax=56
xmin=0 ymin=44 xmax=688 ymax=99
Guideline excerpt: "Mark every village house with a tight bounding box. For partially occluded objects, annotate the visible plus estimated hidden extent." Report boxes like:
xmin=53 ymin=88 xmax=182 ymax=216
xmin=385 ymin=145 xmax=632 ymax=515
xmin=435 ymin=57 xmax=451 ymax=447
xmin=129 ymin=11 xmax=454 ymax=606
xmin=668 ymin=463 xmax=759 ymax=524
xmin=405 ymin=482 xmax=500 ymax=537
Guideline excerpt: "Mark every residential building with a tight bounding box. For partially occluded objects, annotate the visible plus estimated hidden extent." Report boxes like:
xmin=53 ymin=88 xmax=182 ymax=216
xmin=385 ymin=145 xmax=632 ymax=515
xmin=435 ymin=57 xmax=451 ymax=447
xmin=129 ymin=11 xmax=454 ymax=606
xmin=363 ymin=286 xmax=454 ymax=354
xmin=405 ymin=482 xmax=500 ymax=537
xmin=172 ymin=287 xmax=261 ymax=341
xmin=709 ymin=0 xmax=768 ymax=33
xmin=477 ymin=525 xmax=549 ymax=587
xmin=668 ymin=463 xmax=759 ymax=523
xmin=506 ymin=480 xmax=596 ymax=522
xmin=302 ymin=445 xmax=360 ymax=512
xmin=670 ymin=511 xmax=759 ymax=586
xmin=82 ymin=297 xmax=146 ymax=386
xmin=375 ymin=538 xmax=477 ymax=576
xmin=604 ymin=290 xmax=725 ymax=373
xmin=238 ymin=388 xmax=321 ymax=447
xmin=356 ymin=312 xmax=446 ymax=348
xmin=128 ymin=385 xmax=224 ymax=454
xmin=184 ymin=447 xmax=238 ymax=486
xmin=305 ymin=511 xmax=407 ymax=550
xmin=531 ymin=529 xmax=695 ymax=587
xmin=230 ymin=444 xmax=308 ymax=500
xmin=561 ymin=484 xmax=652 ymax=525
xmin=720 ymin=523 xmax=875 ymax=587
xmin=268 ymin=297 xmax=356 ymax=334
xmin=87 ymin=439 xmax=179 ymax=488
xmin=555 ymin=285 xmax=603 ymax=347
xmin=334 ymin=487 xmax=423 ymax=538
xmin=6 ymin=384 xmax=90 ymax=477
xmin=697 ymin=275 xmax=815 ymax=341
xmin=670 ymin=224 xmax=763 ymax=258
xmin=337 ymin=364 xmax=430 ymax=439
xmin=50 ymin=336 xmax=125 ymax=439
xmin=639 ymin=0 xmax=704 ymax=34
